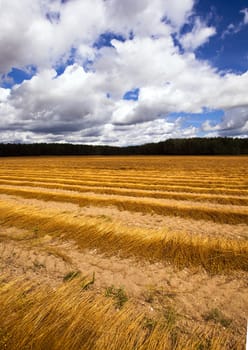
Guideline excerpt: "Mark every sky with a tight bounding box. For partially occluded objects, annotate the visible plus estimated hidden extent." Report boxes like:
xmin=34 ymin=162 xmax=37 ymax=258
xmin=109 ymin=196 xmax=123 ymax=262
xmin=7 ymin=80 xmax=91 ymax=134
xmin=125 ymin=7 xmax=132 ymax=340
xmin=0 ymin=0 xmax=248 ymax=146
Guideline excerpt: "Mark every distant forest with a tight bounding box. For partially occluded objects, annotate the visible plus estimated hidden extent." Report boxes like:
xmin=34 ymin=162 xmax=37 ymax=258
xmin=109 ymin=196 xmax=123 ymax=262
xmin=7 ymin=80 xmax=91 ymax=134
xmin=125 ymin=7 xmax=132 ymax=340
xmin=0 ymin=137 xmax=247 ymax=156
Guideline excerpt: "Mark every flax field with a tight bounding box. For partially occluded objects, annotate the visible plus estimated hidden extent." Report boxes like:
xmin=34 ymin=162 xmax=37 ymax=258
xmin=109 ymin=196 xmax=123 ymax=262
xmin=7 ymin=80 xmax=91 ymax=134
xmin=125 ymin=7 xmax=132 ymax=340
xmin=0 ymin=156 xmax=247 ymax=349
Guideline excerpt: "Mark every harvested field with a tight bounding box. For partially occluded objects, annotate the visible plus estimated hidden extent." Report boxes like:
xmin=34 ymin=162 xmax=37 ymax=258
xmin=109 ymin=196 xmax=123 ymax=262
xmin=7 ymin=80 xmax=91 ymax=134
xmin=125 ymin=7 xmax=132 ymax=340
xmin=0 ymin=156 xmax=247 ymax=349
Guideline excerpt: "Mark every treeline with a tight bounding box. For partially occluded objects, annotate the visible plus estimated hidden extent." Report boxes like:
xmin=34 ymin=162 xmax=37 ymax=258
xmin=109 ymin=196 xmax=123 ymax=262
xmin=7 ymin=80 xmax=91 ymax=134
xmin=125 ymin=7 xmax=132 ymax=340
xmin=0 ymin=137 xmax=247 ymax=157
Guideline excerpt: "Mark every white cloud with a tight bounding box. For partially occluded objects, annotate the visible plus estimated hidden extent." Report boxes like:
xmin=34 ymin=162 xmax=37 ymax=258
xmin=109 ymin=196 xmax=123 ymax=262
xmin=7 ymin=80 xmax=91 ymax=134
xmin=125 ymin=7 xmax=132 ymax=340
xmin=0 ymin=0 xmax=106 ymax=73
xmin=0 ymin=64 xmax=111 ymax=140
xmin=202 ymin=106 xmax=248 ymax=137
xmin=104 ymin=0 xmax=194 ymax=36
xmin=94 ymin=36 xmax=180 ymax=99
xmin=0 ymin=88 xmax=10 ymax=102
xmin=0 ymin=0 xmax=195 ymax=75
xmin=180 ymin=18 xmax=216 ymax=51
xmin=105 ymin=118 xmax=197 ymax=147
xmin=162 ymin=0 xmax=194 ymax=28
xmin=241 ymin=8 xmax=248 ymax=25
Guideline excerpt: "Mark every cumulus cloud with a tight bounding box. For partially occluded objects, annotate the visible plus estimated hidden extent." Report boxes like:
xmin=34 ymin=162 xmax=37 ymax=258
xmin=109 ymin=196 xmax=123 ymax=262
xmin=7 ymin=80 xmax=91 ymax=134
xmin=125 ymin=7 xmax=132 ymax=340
xmin=104 ymin=0 xmax=194 ymax=36
xmin=202 ymin=106 xmax=248 ymax=137
xmin=0 ymin=0 xmax=247 ymax=145
xmin=0 ymin=0 xmax=106 ymax=74
xmin=5 ymin=64 xmax=112 ymax=134
xmin=104 ymin=118 xmax=197 ymax=146
xmin=0 ymin=0 xmax=194 ymax=75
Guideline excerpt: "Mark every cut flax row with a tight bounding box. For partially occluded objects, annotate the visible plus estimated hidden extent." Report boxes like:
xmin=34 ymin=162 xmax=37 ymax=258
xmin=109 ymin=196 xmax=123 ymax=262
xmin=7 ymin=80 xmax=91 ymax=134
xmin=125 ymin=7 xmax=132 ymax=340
xmin=0 ymin=180 xmax=247 ymax=206
xmin=0 ymin=200 xmax=247 ymax=273
xmin=0 ymin=186 xmax=247 ymax=225
xmin=0 ymin=171 xmax=245 ymax=188
xmin=0 ymin=174 xmax=247 ymax=196
xmin=0 ymin=277 xmax=242 ymax=350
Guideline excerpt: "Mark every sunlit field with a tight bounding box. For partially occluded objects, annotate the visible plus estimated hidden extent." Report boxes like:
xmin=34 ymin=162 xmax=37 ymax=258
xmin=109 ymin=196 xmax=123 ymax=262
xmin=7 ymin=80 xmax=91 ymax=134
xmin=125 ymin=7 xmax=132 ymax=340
xmin=0 ymin=156 xmax=247 ymax=349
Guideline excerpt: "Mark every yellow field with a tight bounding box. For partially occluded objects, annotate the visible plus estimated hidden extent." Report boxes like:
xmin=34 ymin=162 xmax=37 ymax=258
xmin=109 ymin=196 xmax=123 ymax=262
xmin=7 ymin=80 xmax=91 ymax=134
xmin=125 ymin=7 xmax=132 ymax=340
xmin=0 ymin=156 xmax=247 ymax=349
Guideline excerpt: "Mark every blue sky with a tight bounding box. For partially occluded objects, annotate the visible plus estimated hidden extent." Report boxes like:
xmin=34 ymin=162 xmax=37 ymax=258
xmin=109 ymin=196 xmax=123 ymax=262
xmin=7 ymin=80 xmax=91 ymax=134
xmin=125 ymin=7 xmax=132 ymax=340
xmin=193 ymin=0 xmax=248 ymax=73
xmin=0 ymin=0 xmax=247 ymax=145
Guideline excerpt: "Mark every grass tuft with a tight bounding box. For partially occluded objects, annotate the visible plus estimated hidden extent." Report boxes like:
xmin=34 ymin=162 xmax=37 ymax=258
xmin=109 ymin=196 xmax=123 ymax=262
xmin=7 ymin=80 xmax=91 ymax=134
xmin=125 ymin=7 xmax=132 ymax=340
xmin=105 ymin=285 xmax=128 ymax=309
xmin=203 ymin=308 xmax=232 ymax=328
